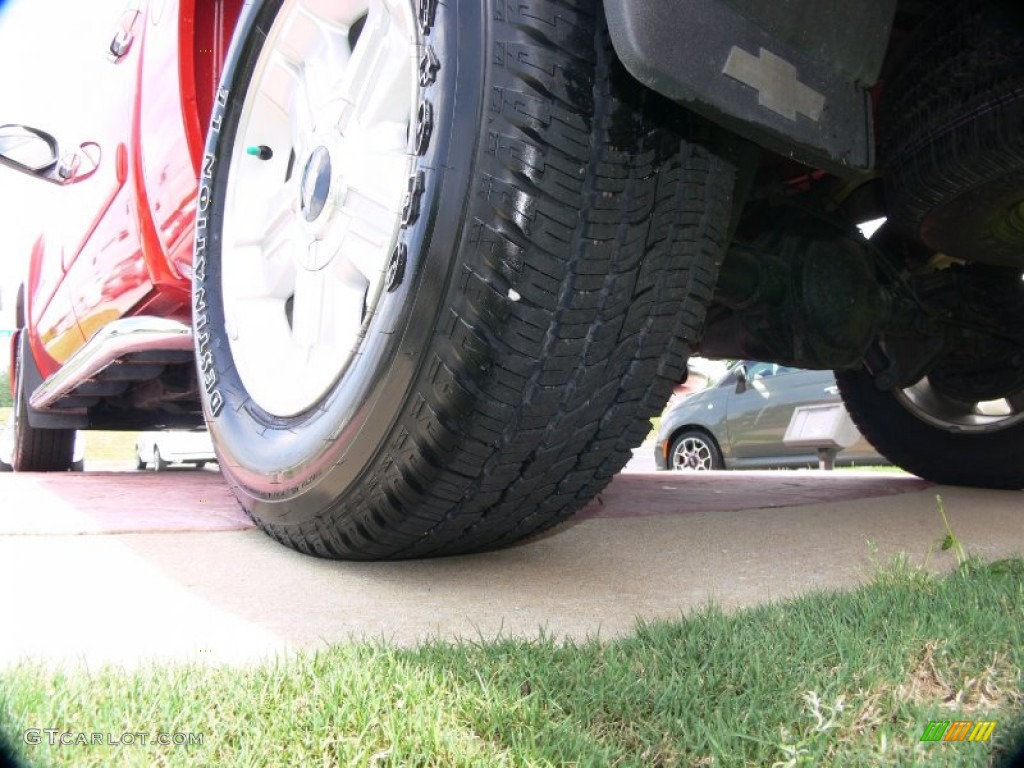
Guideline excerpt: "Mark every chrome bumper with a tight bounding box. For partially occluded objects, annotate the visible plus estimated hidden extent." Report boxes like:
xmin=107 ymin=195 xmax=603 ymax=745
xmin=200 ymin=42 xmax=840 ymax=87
xmin=29 ymin=317 xmax=194 ymax=411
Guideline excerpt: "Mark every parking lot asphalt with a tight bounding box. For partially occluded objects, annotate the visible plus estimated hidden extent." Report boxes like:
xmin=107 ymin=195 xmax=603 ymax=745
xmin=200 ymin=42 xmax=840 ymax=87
xmin=1 ymin=452 xmax=1022 ymax=669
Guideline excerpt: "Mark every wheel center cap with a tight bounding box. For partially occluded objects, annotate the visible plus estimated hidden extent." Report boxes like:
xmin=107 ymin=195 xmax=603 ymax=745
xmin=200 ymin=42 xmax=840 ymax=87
xmin=300 ymin=146 xmax=332 ymax=222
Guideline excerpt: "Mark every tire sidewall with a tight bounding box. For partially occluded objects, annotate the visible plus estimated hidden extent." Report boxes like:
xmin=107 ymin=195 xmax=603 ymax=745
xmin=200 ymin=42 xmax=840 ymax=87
xmin=193 ymin=0 xmax=482 ymax=522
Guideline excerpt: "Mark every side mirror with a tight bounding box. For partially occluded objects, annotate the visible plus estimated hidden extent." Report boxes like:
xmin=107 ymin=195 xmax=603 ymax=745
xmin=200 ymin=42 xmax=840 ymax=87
xmin=0 ymin=125 xmax=57 ymax=171
xmin=734 ymin=364 xmax=748 ymax=394
xmin=0 ymin=124 xmax=100 ymax=185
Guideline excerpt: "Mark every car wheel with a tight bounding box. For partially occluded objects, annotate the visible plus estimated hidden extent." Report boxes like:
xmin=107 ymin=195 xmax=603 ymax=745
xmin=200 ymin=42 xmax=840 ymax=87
xmin=11 ymin=334 xmax=75 ymax=472
xmin=669 ymin=430 xmax=723 ymax=471
xmin=151 ymin=446 xmax=168 ymax=472
xmin=836 ymin=367 xmax=1024 ymax=489
xmin=194 ymin=461 xmax=207 ymax=470
xmin=195 ymin=0 xmax=735 ymax=559
xmin=135 ymin=450 xmax=147 ymax=470
xmin=71 ymin=459 xmax=84 ymax=472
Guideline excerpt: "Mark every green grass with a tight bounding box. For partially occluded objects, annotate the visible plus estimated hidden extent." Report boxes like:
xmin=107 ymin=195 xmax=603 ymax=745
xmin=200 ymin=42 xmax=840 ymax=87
xmin=834 ymin=463 xmax=907 ymax=473
xmin=1 ymin=557 xmax=1021 ymax=767
xmin=79 ymin=429 xmax=140 ymax=467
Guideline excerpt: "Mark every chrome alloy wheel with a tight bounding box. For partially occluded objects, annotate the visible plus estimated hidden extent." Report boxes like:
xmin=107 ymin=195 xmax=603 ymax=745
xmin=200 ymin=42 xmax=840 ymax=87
xmin=221 ymin=0 xmax=419 ymax=417
xmin=895 ymin=378 xmax=1024 ymax=433
xmin=671 ymin=435 xmax=715 ymax=471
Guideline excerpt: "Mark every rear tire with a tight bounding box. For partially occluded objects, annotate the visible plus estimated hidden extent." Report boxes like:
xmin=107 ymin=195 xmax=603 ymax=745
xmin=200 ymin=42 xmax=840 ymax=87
xmin=882 ymin=0 xmax=1024 ymax=265
xmin=196 ymin=0 xmax=735 ymax=559
xmin=836 ymin=367 xmax=1024 ymax=489
xmin=11 ymin=334 xmax=74 ymax=472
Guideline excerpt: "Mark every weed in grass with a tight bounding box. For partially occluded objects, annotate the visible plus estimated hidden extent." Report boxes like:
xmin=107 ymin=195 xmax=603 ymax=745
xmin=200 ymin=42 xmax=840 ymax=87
xmin=934 ymin=494 xmax=968 ymax=567
xmin=872 ymin=494 xmax=980 ymax=580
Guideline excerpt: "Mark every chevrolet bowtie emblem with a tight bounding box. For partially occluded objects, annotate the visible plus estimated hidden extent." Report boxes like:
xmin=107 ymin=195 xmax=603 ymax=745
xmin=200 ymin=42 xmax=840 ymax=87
xmin=723 ymin=46 xmax=825 ymax=122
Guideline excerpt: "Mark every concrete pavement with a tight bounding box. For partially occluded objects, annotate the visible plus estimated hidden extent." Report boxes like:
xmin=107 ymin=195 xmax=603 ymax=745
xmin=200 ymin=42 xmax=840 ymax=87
xmin=1 ymin=456 xmax=1021 ymax=668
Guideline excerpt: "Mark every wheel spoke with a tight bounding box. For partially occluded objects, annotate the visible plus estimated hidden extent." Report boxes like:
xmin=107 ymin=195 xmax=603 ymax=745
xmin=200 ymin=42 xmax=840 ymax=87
xmin=262 ymin=51 xmax=307 ymax=132
xmin=274 ymin=2 xmax=352 ymax=132
xmin=309 ymin=213 xmax=377 ymax=291
xmin=322 ymin=0 xmax=414 ymax=135
xmin=291 ymin=242 xmax=368 ymax=353
xmin=330 ymin=221 xmax=386 ymax=287
xmin=291 ymin=257 xmax=329 ymax=351
xmin=263 ymin=183 xmax=301 ymax=253
xmin=289 ymin=57 xmax=316 ymax=155
xmin=227 ymin=297 xmax=293 ymax=353
xmin=337 ymin=123 xmax=409 ymax=209
xmin=225 ymin=246 xmax=298 ymax=302
xmin=319 ymin=141 xmax=408 ymax=283
xmin=350 ymin=14 xmax=415 ymax=129
xmin=227 ymin=185 xmax=303 ymax=300
xmin=302 ymin=54 xmax=341 ymax=134
xmin=296 ymin=0 xmax=366 ymax=29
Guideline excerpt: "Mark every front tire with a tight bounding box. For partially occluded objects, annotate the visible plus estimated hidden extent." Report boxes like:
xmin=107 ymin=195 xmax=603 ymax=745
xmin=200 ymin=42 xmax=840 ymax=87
xmin=669 ymin=430 xmax=724 ymax=471
xmin=836 ymin=367 xmax=1024 ymax=489
xmin=195 ymin=0 xmax=735 ymax=559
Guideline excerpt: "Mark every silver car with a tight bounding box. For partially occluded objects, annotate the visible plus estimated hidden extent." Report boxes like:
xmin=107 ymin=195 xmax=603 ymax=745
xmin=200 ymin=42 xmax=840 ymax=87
xmin=654 ymin=362 xmax=884 ymax=471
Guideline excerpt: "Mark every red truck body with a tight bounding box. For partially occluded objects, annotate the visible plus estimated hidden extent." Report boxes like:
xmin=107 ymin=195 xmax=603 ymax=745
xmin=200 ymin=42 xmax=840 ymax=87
xmin=21 ymin=0 xmax=242 ymax=382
